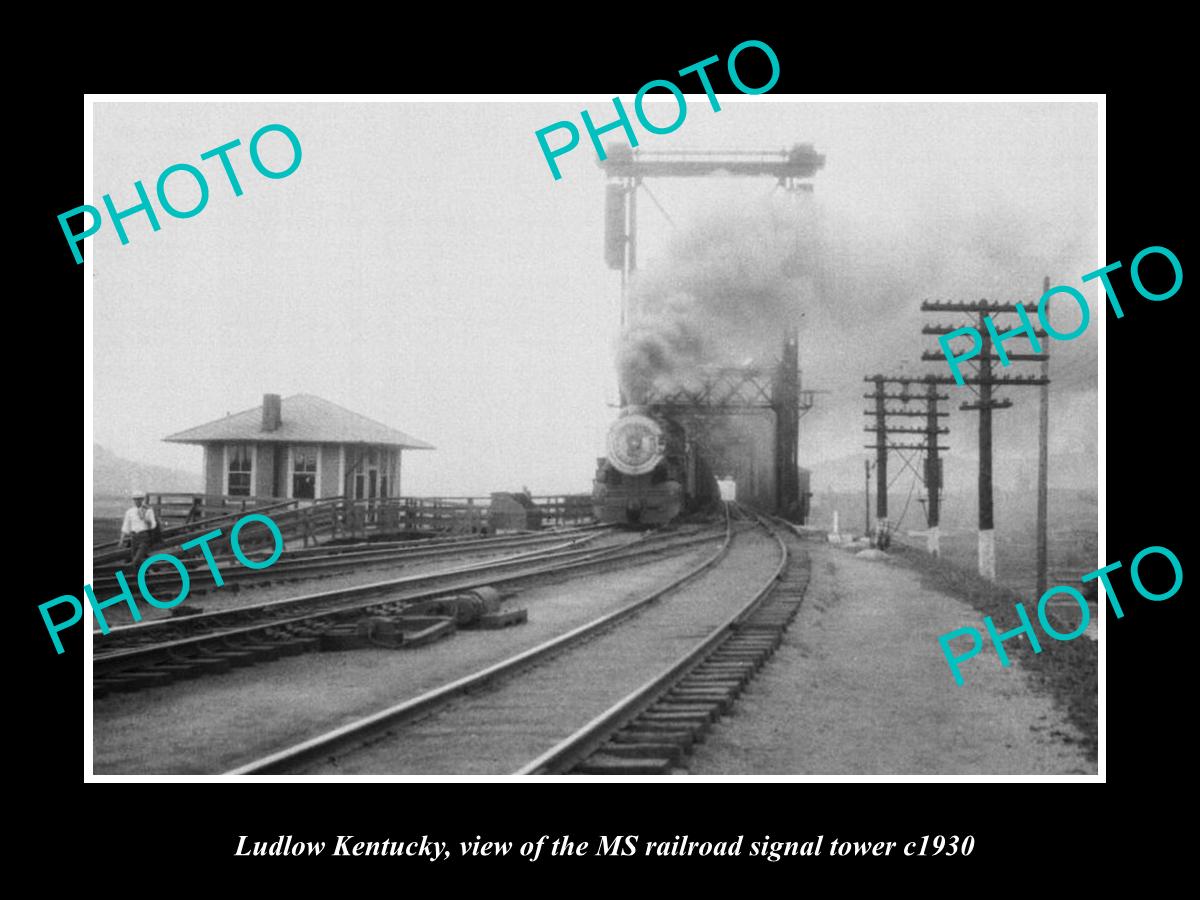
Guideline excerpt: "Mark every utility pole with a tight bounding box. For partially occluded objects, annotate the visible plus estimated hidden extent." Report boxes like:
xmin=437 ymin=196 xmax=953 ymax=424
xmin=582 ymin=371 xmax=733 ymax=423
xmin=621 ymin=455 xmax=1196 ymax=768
xmin=1036 ymin=276 xmax=1051 ymax=597
xmin=874 ymin=375 xmax=887 ymax=545
xmin=863 ymin=376 xmax=950 ymax=552
xmin=925 ymin=378 xmax=942 ymax=556
xmin=921 ymin=301 xmax=1050 ymax=580
xmin=976 ymin=313 xmax=997 ymax=579
xmin=864 ymin=458 xmax=873 ymax=537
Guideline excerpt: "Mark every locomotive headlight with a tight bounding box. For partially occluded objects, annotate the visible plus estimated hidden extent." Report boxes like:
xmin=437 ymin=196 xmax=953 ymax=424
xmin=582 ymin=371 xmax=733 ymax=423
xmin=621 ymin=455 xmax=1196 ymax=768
xmin=606 ymin=413 xmax=666 ymax=476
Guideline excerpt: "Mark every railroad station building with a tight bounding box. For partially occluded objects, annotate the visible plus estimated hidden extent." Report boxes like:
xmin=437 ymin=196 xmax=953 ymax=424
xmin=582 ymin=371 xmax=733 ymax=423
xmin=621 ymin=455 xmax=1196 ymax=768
xmin=164 ymin=393 xmax=434 ymax=501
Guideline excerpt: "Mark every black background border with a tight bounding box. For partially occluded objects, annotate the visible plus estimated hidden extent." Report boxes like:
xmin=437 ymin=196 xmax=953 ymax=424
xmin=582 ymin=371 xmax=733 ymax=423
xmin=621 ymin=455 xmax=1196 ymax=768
xmin=21 ymin=29 xmax=1187 ymax=880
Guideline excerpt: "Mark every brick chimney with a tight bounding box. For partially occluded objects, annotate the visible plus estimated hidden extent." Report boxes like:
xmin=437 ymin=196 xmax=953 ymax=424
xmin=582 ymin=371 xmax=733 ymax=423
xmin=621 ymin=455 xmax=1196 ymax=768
xmin=262 ymin=393 xmax=282 ymax=432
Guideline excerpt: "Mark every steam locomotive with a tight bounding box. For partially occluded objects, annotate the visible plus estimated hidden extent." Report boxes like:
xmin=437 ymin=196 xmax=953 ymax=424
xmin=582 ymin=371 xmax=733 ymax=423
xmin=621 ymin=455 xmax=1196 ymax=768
xmin=592 ymin=408 xmax=719 ymax=526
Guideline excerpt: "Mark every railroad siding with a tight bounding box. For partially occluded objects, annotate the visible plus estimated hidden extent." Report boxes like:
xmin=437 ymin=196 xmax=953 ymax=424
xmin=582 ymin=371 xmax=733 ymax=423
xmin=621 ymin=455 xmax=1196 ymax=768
xmin=91 ymin=535 xmax=713 ymax=773
xmin=296 ymin=524 xmax=783 ymax=775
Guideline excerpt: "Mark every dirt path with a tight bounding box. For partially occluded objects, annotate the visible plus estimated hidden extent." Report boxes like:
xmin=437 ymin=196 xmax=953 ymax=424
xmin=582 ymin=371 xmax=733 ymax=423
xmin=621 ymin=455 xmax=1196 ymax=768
xmin=686 ymin=540 xmax=1096 ymax=775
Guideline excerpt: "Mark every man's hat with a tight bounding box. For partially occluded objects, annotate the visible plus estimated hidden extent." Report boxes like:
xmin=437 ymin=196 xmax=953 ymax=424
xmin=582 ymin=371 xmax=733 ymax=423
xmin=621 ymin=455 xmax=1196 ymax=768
xmin=131 ymin=489 xmax=146 ymax=499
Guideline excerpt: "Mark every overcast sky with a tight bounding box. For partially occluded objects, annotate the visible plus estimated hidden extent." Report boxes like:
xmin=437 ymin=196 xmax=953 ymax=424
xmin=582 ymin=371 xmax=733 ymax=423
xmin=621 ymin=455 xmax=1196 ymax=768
xmin=91 ymin=99 xmax=1097 ymax=496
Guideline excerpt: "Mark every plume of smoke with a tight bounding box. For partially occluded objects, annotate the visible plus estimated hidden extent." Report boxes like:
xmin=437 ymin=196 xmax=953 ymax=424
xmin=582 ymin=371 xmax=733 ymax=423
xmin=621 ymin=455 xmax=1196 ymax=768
xmin=618 ymin=195 xmax=819 ymax=403
xmin=618 ymin=186 xmax=1097 ymax=418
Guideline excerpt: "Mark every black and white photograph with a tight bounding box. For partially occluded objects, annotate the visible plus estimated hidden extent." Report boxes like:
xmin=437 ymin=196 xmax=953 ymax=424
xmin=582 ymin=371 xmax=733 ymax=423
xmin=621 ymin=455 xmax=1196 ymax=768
xmin=84 ymin=95 xmax=1101 ymax=778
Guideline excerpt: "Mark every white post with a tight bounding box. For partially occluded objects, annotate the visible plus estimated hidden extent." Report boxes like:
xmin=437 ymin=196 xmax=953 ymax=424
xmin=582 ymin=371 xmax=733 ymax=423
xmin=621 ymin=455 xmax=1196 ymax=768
xmin=927 ymin=525 xmax=940 ymax=557
xmin=978 ymin=529 xmax=996 ymax=580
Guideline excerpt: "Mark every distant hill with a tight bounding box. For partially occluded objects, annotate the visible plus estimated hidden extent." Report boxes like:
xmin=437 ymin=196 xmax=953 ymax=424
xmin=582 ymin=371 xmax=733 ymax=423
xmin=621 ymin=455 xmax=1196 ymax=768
xmin=803 ymin=445 xmax=1097 ymax=548
xmin=805 ymin=449 xmax=1097 ymax=495
xmin=810 ymin=486 xmax=1097 ymax=534
xmin=94 ymin=444 xmax=201 ymax=508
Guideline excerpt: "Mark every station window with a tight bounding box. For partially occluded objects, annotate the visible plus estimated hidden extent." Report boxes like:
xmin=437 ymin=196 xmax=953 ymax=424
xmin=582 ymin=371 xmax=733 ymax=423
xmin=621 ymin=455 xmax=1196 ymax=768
xmin=292 ymin=445 xmax=318 ymax=499
xmin=352 ymin=447 xmax=388 ymax=499
xmin=227 ymin=444 xmax=253 ymax=497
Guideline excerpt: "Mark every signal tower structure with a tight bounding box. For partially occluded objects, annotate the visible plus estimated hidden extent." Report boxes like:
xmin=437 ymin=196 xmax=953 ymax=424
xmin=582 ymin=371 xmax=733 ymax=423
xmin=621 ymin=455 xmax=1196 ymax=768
xmin=637 ymin=331 xmax=818 ymax=518
xmin=601 ymin=143 xmax=825 ymax=328
xmin=599 ymin=143 xmax=825 ymax=518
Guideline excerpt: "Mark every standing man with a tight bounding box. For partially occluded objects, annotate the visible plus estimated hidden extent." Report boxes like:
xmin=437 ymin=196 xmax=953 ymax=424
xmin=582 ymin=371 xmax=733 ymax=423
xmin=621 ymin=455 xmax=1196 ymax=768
xmin=121 ymin=490 xmax=157 ymax=568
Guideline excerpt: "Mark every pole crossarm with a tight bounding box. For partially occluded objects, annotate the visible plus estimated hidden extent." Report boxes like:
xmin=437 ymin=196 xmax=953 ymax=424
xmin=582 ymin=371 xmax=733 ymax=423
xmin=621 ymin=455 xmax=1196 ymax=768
xmin=863 ymin=374 xmax=947 ymax=384
xmin=921 ymin=300 xmax=1032 ymax=313
xmin=865 ymin=425 xmax=949 ymax=434
xmin=921 ymin=351 xmax=1048 ymax=363
xmin=961 ymin=399 xmax=1014 ymax=411
xmin=923 ymin=322 xmax=1050 ymax=338
xmin=925 ymin=375 xmax=1049 ymax=386
xmin=862 ymin=392 xmax=950 ymax=401
xmin=862 ymin=409 xmax=949 ymax=417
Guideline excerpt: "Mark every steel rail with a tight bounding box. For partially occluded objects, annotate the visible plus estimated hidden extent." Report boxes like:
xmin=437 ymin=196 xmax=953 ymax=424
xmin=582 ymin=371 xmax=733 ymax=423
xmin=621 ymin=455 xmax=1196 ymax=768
xmin=96 ymin=532 xmax=607 ymax=640
xmin=223 ymin=506 xmax=736 ymax=775
xmin=91 ymin=525 xmax=609 ymax=580
xmin=91 ymin=527 xmax=611 ymax=600
xmin=95 ymin=527 xmax=724 ymax=678
xmin=513 ymin=515 xmax=788 ymax=775
xmin=97 ymin=526 xmax=709 ymax=643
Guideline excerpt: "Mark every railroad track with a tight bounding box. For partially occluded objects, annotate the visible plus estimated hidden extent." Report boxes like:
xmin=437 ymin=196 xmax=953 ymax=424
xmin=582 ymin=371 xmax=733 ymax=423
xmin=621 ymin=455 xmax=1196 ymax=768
xmin=520 ymin=516 xmax=810 ymax=774
xmin=90 ymin=525 xmax=609 ymax=597
xmin=223 ymin=506 xmax=809 ymax=776
xmin=93 ymin=524 xmax=723 ymax=697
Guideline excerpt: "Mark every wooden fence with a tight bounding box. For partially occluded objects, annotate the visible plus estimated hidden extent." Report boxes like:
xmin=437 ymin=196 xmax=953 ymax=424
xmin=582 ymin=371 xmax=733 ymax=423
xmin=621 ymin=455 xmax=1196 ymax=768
xmin=93 ymin=492 xmax=595 ymax=563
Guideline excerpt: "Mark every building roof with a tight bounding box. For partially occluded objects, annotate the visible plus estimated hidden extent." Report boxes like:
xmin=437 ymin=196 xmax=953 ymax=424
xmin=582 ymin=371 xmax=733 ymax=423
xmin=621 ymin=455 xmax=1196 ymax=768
xmin=164 ymin=394 xmax=435 ymax=449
